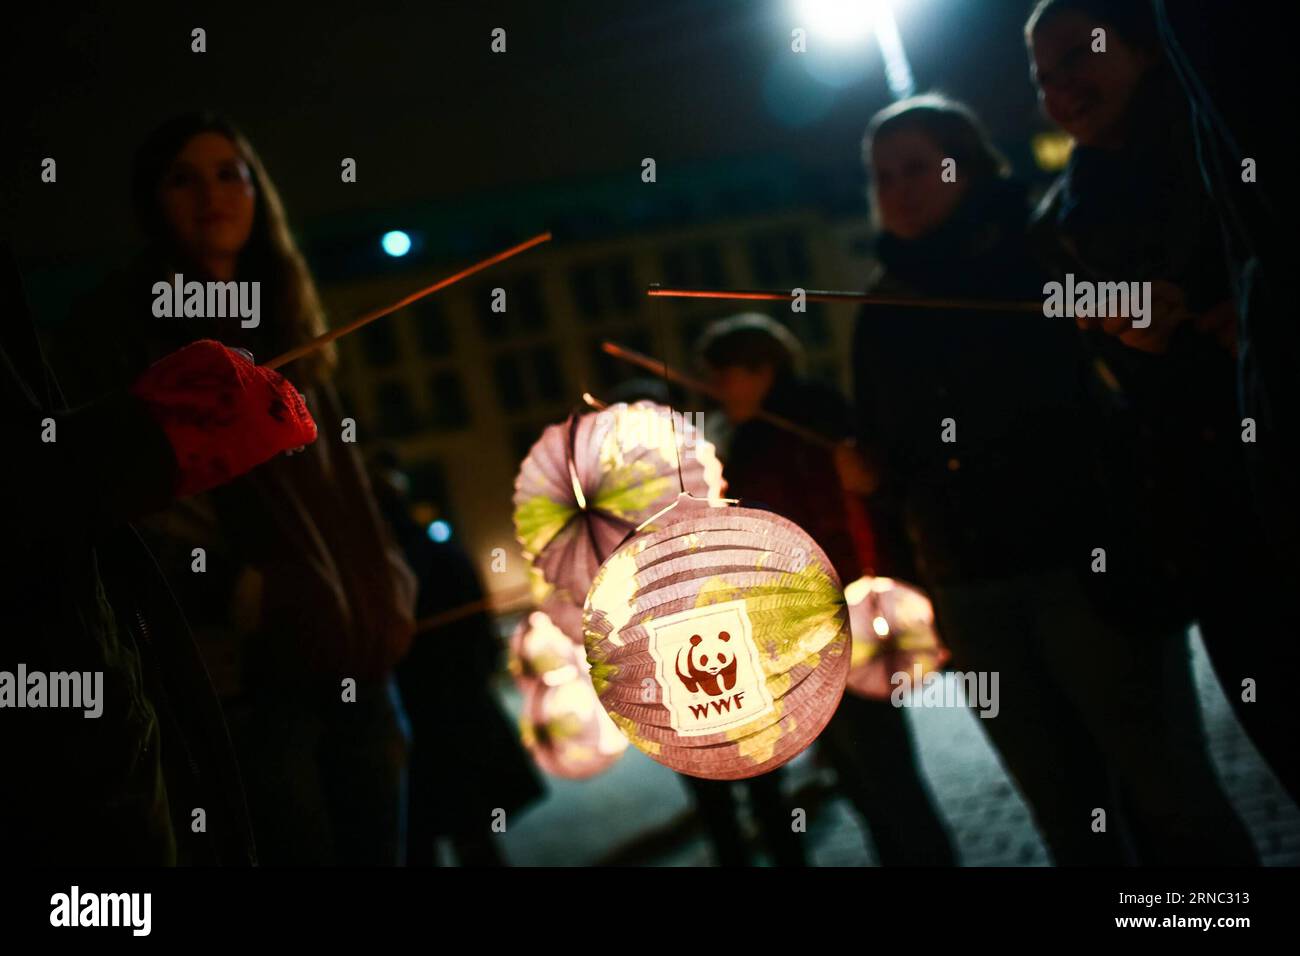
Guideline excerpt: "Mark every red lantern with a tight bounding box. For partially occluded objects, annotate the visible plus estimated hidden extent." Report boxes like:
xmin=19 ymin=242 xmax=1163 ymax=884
xmin=843 ymin=576 xmax=950 ymax=700
xmin=584 ymin=506 xmax=850 ymax=780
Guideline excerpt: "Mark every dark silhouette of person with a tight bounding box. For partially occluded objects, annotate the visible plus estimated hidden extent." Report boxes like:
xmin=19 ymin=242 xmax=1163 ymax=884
xmin=1 ymin=241 xmax=314 ymax=863
xmin=370 ymin=449 xmax=545 ymax=866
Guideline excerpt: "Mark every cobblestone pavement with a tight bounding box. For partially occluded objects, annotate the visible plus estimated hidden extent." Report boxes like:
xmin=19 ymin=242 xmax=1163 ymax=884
xmin=494 ymin=629 xmax=1299 ymax=867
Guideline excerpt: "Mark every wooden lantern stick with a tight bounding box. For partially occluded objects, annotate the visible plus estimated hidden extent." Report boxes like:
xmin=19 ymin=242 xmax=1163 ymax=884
xmin=263 ymin=231 xmax=552 ymax=370
xmin=599 ymin=340 xmax=838 ymax=450
xmin=414 ymin=582 xmax=535 ymax=634
xmin=646 ymin=285 xmax=1044 ymax=313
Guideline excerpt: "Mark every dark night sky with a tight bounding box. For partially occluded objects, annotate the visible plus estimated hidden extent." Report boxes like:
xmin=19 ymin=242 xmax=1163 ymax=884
xmin=7 ymin=0 xmax=1047 ymax=267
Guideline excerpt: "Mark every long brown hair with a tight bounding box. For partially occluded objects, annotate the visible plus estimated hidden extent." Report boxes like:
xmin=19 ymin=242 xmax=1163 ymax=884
xmin=131 ymin=112 xmax=335 ymax=385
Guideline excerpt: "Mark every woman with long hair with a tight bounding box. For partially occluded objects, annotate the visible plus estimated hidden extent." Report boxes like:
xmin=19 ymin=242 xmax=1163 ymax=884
xmin=53 ymin=112 xmax=417 ymax=865
xmin=852 ymin=94 xmax=1254 ymax=865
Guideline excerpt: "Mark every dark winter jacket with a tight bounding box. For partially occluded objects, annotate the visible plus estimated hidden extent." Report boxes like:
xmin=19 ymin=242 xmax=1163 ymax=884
xmin=0 ymin=243 xmax=255 ymax=865
xmin=853 ymin=177 xmax=1098 ymax=587
xmin=373 ymin=481 xmax=544 ymax=837
xmin=1155 ymin=0 xmax=1299 ymax=578
xmin=1031 ymin=66 xmax=1258 ymax=622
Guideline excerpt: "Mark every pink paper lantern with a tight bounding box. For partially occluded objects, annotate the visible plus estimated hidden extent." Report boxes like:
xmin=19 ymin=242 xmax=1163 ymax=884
xmin=843 ymin=576 xmax=950 ymax=700
xmin=508 ymin=608 xmax=586 ymax=692
xmin=513 ymin=401 xmax=726 ymax=607
xmin=518 ymin=675 xmax=628 ymax=780
xmin=584 ymin=506 xmax=850 ymax=780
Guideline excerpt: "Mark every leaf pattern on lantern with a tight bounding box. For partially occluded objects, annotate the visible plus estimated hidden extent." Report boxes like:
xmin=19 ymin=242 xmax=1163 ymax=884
xmin=513 ymin=402 xmax=727 ymax=606
xmin=583 ymin=506 xmax=851 ymax=780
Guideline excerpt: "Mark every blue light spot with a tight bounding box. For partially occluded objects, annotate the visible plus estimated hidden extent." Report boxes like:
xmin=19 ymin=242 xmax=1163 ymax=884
xmin=382 ymin=230 xmax=412 ymax=257
xmin=427 ymin=520 xmax=451 ymax=543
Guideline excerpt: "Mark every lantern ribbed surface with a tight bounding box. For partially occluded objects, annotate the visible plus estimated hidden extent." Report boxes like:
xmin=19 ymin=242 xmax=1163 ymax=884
xmin=584 ymin=506 xmax=850 ymax=780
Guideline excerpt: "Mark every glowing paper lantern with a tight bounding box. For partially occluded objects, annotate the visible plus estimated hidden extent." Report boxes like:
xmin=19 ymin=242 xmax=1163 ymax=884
xmin=843 ymin=576 xmax=950 ymax=701
xmin=508 ymin=608 xmax=586 ymax=691
xmin=584 ymin=506 xmax=850 ymax=780
xmin=513 ymin=402 xmax=726 ymax=607
xmin=519 ymin=674 xmax=628 ymax=780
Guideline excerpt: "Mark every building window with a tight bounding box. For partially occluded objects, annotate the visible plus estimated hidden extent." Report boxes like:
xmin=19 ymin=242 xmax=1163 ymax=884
xmin=412 ymin=301 xmax=452 ymax=356
xmin=375 ymin=381 xmax=419 ymax=437
xmin=428 ymin=371 xmax=470 ymax=430
xmin=571 ymin=265 xmax=602 ymax=320
xmin=749 ymin=229 xmax=812 ymax=286
xmin=493 ymin=352 xmax=527 ymax=411
xmin=493 ymin=345 xmax=566 ymax=412
xmin=532 ymin=346 xmax=564 ymax=402
xmin=662 ymin=242 xmax=725 ymax=289
xmin=359 ymin=318 xmax=399 ymax=367
xmin=477 ymin=274 xmax=547 ymax=337
xmin=514 ymin=274 xmax=546 ymax=327
xmin=570 ymin=258 xmax=638 ymax=323
xmin=608 ymin=259 xmax=638 ymax=314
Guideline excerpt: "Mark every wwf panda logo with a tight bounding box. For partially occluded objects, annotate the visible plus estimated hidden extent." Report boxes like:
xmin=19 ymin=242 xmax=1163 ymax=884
xmin=675 ymin=631 xmax=739 ymax=697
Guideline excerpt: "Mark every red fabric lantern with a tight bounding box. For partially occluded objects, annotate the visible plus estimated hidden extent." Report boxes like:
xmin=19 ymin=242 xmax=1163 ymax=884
xmin=843 ymin=576 xmax=950 ymax=700
xmin=584 ymin=506 xmax=850 ymax=780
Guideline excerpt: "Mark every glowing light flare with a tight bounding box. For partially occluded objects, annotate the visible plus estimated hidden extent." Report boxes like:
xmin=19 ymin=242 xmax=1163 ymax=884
xmin=1033 ymin=131 xmax=1075 ymax=171
xmin=792 ymin=1 xmax=915 ymax=99
xmin=381 ymin=230 xmax=412 ymax=257
xmin=873 ymin=3 xmax=915 ymax=100
xmin=795 ymin=0 xmax=876 ymax=43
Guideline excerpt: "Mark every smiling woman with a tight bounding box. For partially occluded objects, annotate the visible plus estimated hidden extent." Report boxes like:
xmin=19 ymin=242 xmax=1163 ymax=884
xmin=1025 ymin=0 xmax=1161 ymax=149
xmin=117 ymin=112 xmax=337 ymax=385
xmin=152 ymin=131 xmax=257 ymax=282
